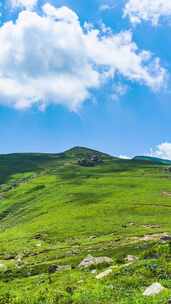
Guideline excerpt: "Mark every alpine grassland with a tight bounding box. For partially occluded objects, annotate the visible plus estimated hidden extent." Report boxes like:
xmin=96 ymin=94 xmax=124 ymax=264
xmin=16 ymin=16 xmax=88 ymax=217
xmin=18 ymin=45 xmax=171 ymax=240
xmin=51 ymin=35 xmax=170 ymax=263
xmin=0 ymin=147 xmax=171 ymax=303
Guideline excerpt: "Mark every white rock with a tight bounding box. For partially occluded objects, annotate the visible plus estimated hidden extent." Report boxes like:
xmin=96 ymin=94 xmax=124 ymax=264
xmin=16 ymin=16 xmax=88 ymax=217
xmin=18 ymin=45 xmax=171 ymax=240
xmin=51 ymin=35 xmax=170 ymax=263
xmin=125 ymin=255 xmax=138 ymax=263
xmin=96 ymin=268 xmax=113 ymax=280
xmin=91 ymin=269 xmax=97 ymax=274
xmin=36 ymin=242 xmax=42 ymax=247
xmin=143 ymin=283 xmax=165 ymax=296
xmin=0 ymin=262 xmax=7 ymax=271
xmin=79 ymin=255 xmax=113 ymax=269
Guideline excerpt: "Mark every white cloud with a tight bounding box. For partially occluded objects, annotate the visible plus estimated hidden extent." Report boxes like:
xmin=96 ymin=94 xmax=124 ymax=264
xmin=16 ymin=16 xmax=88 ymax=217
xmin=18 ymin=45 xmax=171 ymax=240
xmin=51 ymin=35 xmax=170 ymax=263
xmin=10 ymin=0 xmax=38 ymax=10
xmin=0 ymin=3 xmax=166 ymax=110
xmin=111 ymin=83 xmax=128 ymax=101
xmin=124 ymin=0 xmax=171 ymax=25
xmin=150 ymin=142 xmax=171 ymax=160
xmin=99 ymin=4 xmax=115 ymax=12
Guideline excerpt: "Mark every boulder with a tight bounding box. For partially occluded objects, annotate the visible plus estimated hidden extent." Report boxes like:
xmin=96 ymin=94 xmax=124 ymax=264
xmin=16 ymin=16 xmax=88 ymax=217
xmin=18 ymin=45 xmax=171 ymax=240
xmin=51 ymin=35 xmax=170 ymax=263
xmin=125 ymin=255 xmax=138 ymax=263
xmin=48 ymin=264 xmax=71 ymax=274
xmin=15 ymin=254 xmax=24 ymax=268
xmin=79 ymin=255 xmax=113 ymax=269
xmin=165 ymin=167 xmax=171 ymax=173
xmin=96 ymin=268 xmax=113 ymax=280
xmin=160 ymin=234 xmax=171 ymax=242
xmin=48 ymin=264 xmax=58 ymax=274
xmin=143 ymin=283 xmax=165 ymax=296
xmin=15 ymin=254 xmax=23 ymax=265
xmin=0 ymin=262 xmax=7 ymax=272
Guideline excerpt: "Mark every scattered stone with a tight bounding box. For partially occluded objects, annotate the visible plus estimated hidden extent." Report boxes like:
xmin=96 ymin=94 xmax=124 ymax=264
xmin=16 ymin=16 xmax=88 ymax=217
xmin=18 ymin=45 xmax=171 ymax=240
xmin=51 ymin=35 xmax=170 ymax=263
xmin=165 ymin=167 xmax=171 ymax=173
xmin=0 ymin=262 xmax=7 ymax=272
xmin=36 ymin=242 xmax=42 ymax=247
xmin=88 ymin=235 xmax=96 ymax=240
xmin=60 ymin=265 xmax=71 ymax=271
xmin=48 ymin=264 xmax=71 ymax=274
xmin=125 ymin=255 xmax=138 ymax=263
xmin=127 ymin=233 xmax=168 ymax=245
xmin=143 ymin=224 xmax=160 ymax=229
xmin=128 ymin=222 xmax=135 ymax=226
xmin=144 ymin=253 xmax=160 ymax=260
xmin=123 ymin=262 xmax=133 ymax=268
xmin=78 ymin=154 xmax=103 ymax=167
xmin=48 ymin=265 xmax=58 ymax=274
xmin=162 ymin=191 xmax=171 ymax=197
xmin=79 ymin=255 xmax=113 ymax=269
xmin=143 ymin=283 xmax=165 ymax=296
xmin=15 ymin=254 xmax=23 ymax=265
xmin=4 ymin=254 xmax=15 ymax=260
xmin=96 ymin=268 xmax=113 ymax=280
xmin=107 ymin=284 xmax=114 ymax=290
xmin=15 ymin=254 xmax=24 ymax=268
xmin=91 ymin=269 xmax=97 ymax=274
xmin=160 ymin=234 xmax=171 ymax=242
xmin=140 ymin=234 xmax=163 ymax=242
xmin=71 ymin=248 xmax=80 ymax=255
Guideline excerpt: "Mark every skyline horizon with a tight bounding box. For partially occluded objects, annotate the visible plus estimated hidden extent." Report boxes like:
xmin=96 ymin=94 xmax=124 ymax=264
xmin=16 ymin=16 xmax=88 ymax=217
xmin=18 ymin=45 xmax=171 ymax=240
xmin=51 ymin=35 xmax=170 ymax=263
xmin=0 ymin=144 xmax=171 ymax=162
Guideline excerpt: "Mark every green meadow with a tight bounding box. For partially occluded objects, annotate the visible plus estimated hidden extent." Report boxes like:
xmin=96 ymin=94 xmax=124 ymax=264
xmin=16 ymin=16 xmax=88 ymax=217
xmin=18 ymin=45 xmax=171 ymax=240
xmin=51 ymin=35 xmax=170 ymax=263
xmin=0 ymin=147 xmax=170 ymax=303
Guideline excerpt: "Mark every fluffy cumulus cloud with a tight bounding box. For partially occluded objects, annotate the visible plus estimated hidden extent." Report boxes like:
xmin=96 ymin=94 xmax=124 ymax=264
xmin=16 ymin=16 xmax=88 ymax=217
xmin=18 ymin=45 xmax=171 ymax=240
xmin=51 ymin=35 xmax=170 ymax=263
xmin=0 ymin=3 xmax=166 ymax=110
xmin=124 ymin=0 xmax=171 ymax=25
xmin=150 ymin=142 xmax=171 ymax=160
xmin=10 ymin=0 xmax=38 ymax=10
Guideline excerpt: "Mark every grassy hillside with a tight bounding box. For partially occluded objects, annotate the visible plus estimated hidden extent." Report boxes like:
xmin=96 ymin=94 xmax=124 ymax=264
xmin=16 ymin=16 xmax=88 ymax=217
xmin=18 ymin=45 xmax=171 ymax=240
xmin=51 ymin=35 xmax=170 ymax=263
xmin=133 ymin=156 xmax=171 ymax=165
xmin=0 ymin=147 xmax=171 ymax=303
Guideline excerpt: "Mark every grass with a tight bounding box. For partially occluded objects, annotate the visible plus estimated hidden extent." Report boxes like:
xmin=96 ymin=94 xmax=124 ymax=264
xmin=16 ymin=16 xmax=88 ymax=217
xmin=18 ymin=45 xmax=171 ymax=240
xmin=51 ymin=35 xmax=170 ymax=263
xmin=0 ymin=147 xmax=170 ymax=303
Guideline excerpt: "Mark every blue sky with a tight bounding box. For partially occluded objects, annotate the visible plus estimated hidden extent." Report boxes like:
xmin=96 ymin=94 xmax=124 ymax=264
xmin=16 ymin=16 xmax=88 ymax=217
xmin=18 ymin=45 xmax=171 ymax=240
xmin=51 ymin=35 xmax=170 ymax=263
xmin=1 ymin=0 xmax=171 ymax=158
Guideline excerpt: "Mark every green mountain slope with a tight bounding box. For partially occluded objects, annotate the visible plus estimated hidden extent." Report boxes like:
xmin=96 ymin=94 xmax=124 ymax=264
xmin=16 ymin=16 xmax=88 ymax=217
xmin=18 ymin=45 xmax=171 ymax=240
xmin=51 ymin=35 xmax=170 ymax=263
xmin=133 ymin=155 xmax=171 ymax=165
xmin=0 ymin=147 xmax=170 ymax=303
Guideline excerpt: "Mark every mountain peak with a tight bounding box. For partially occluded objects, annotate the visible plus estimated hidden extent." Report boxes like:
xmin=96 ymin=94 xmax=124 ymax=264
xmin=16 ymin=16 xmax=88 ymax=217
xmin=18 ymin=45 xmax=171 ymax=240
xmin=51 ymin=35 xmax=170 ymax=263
xmin=64 ymin=146 xmax=116 ymax=160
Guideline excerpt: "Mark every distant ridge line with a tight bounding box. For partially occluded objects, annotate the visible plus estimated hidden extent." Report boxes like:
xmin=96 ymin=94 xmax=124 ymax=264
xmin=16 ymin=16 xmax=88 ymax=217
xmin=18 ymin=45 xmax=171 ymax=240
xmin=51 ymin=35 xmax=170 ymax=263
xmin=133 ymin=156 xmax=171 ymax=165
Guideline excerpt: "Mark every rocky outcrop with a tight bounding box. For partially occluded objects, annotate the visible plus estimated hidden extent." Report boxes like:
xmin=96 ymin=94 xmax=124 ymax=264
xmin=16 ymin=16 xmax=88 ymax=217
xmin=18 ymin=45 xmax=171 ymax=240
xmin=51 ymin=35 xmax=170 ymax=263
xmin=78 ymin=154 xmax=103 ymax=167
xmin=79 ymin=255 xmax=113 ymax=269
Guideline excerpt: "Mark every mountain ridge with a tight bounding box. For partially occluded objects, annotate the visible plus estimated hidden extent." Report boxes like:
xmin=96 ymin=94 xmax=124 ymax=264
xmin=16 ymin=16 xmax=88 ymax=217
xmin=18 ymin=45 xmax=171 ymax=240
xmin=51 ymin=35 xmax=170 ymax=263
xmin=133 ymin=155 xmax=171 ymax=165
xmin=0 ymin=146 xmax=171 ymax=165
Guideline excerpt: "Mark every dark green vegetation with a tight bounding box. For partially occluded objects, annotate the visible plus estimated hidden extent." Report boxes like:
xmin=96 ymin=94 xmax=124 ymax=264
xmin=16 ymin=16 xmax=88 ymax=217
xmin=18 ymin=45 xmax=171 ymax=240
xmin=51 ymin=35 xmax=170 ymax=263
xmin=133 ymin=156 xmax=171 ymax=165
xmin=0 ymin=147 xmax=171 ymax=303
